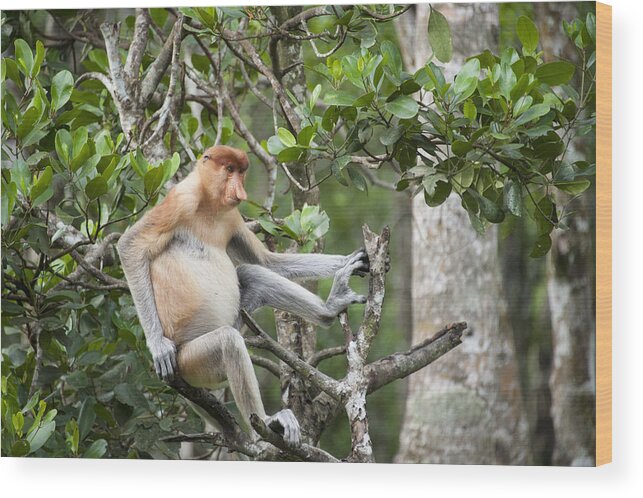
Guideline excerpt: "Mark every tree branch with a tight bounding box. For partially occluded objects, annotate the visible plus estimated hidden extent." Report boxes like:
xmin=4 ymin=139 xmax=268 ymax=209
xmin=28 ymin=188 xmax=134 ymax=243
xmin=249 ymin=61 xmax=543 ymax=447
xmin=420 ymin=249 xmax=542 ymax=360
xmin=124 ymin=9 xmax=150 ymax=82
xmin=99 ymin=22 xmax=130 ymax=106
xmin=140 ymin=15 xmax=183 ymax=106
xmin=241 ymin=310 xmax=344 ymax=400
xmin=365 ymin=322 xmax=468 ymax=394
xmin=250 ymin=415 xmax=339 ymax=462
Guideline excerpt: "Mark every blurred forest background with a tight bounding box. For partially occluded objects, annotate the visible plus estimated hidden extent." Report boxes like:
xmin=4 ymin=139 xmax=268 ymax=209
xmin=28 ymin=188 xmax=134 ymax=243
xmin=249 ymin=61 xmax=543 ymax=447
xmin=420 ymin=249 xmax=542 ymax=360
xmin=1 ymin=3 xmax=596 ymax=464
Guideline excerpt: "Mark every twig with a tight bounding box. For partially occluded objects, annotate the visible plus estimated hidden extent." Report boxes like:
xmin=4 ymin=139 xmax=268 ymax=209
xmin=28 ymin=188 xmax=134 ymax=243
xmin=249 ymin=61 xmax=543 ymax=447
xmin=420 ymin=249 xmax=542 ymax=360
xmin=241 ymin=310 xmax=343 ymax=400
xmin=250 ymin=353 xmax=281 ymax=377
xmin=307 ymin=346 xmax=347 ymax=368
xmin=365 ymin=322 xmax=467 ymax=394
xmin=124 ymin=9 xmax=150 ymax=81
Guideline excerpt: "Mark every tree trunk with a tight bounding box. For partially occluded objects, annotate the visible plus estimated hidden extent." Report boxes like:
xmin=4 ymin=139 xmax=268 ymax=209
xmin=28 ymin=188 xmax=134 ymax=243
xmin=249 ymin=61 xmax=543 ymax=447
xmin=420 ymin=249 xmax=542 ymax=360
xmin=395 ymin=4 xmax=530 ymax=464
xmin=536 ymin=2 xmax=597 ymax=466
xmin=270 ymin=5 xmax=322 ymax=444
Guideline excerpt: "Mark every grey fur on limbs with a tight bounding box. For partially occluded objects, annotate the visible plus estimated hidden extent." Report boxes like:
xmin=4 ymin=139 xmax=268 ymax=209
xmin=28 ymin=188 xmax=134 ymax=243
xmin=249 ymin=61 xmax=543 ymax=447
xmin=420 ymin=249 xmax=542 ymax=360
xmin=236 ymin=251 xmax=368 ymax=328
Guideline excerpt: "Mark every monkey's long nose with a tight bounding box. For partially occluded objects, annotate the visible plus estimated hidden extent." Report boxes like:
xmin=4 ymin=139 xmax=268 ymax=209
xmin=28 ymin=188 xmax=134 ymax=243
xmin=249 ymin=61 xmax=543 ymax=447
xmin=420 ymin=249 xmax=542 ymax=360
xmin=234 ymin=182 xmax=247 ymax=202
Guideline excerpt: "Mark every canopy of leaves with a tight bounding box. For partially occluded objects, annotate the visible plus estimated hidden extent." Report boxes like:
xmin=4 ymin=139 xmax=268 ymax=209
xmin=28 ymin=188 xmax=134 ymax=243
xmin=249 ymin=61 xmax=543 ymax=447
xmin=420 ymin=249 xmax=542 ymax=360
xmin=1 ymin=5 xmax=595 ymax=459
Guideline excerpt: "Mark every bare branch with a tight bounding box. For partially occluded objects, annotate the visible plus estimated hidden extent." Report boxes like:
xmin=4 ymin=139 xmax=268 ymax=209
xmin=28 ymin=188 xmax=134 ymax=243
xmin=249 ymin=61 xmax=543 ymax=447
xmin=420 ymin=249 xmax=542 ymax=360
xmin=168 ymin=378 xmax=241 ymax=435
xmin=241 ymin=310 xmax=344 ymax=400
xmin=75 ymin=72 xmax=117 ymax=102
xmin=250 ymin=353 xmax=281 ymax=377
xmin=223 ymin=28 xmax=301 ymax=132
xmin=307 ymin=345 xmax=346 ymax=368
xmin=365 ymin=322 xmax=467 ymax=394
xmin=239 ymin=63 xmax=272 ymax=108
xmin=140 ymin=16 xmax=183 ymax=106
xmin=124 ymin=9 xmax=150 ymax=81
xmin=140 ymin=14 xmax=184 ymax=155
xmin=99 ymin=22 xmax=130 ymax=105
xmin=359 ymin=166 xmax=397 ymax=191
xmin=360 ymin=5 xmax=412 ymax=22
xmin=278 ymin=6 xmax=330 ymax=31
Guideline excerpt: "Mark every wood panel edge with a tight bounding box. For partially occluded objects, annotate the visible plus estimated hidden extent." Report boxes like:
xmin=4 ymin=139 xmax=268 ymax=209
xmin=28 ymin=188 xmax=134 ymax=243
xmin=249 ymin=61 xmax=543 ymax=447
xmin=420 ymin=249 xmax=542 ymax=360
xmin=595 ymin=1 xmax=612 ymax=467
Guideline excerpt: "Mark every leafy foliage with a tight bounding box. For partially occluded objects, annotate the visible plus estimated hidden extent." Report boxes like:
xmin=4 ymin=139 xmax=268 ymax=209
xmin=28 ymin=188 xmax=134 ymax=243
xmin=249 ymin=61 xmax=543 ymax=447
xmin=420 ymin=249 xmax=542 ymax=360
xmin=1 ymin=5 xmax=595 ymax=459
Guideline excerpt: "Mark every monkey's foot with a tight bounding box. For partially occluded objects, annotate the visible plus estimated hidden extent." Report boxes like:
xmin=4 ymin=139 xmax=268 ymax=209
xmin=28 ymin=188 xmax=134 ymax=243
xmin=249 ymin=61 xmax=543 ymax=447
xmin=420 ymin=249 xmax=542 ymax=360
xmin=265 ymin=409 xmax=301 ymax=446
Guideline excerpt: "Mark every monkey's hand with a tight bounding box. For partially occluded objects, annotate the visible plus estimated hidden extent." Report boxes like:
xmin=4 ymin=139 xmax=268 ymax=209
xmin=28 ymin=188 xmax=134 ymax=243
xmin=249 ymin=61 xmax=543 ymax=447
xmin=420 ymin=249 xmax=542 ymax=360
xmin=265 ymin=409 xmax=301 ymax=446
xmin=149 ymin=336 xmax=177 ymax=381
xmin=346 ymin=247 xmax=391 ymax=277
xmin=326 ymin=254 xmax=368 ymax=315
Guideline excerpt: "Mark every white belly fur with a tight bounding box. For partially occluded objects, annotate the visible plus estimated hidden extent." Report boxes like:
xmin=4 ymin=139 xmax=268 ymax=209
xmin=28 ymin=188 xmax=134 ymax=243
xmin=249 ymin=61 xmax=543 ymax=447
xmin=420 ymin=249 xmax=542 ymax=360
xmin=151 ymin=234 xmax=240 ymax=344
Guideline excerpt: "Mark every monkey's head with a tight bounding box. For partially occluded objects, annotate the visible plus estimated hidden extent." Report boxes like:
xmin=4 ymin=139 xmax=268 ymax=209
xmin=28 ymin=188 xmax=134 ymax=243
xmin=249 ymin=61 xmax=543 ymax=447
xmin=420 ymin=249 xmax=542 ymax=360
xmin=197 ymin=145 xmax=249 ymax=210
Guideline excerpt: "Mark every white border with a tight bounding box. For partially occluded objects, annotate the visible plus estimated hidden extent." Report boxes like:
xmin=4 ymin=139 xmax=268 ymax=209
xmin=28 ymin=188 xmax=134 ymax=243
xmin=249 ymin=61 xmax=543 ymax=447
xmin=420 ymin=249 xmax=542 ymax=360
xmin=2 ymin=1 xmax=641 ymax=497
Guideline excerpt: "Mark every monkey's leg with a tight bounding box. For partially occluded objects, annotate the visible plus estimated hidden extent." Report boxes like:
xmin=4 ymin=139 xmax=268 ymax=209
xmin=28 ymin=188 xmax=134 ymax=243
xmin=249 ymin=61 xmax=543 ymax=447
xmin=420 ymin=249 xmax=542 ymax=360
xmin=178 ymin=326 xmax=301 ymax=445
xmin=177 ymin=326 xmax=267 ymax=425
xmin=237 ymin=261 xmax=365 ymax=328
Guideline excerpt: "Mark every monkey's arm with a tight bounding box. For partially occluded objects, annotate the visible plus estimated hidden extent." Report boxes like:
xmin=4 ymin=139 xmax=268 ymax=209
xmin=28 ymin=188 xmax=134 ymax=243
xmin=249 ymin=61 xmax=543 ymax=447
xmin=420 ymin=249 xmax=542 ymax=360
xmin=117 ymin=188 xmax=195 ymax=380
xmin=228 ymin=217 xmax=367 ymax=280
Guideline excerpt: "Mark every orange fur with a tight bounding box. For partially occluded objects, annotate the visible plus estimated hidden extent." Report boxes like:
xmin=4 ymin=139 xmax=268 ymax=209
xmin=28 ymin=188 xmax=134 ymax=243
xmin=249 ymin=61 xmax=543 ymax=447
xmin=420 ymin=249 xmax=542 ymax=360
xmin=130 ymin=147 xmax=252 ymax=345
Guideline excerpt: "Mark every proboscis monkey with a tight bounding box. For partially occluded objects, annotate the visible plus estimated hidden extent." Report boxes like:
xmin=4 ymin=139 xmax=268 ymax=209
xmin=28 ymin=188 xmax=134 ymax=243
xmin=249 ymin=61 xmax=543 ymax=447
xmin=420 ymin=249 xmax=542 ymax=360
xmin=117 ymin=145 xmax=371 ymax=445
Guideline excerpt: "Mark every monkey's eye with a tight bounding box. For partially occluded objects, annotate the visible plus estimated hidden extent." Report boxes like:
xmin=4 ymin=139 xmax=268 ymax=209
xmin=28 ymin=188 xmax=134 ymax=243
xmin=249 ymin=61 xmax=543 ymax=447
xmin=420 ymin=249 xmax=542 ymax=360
xmin=226 ymin=165 xmax=234 ymax=173
xmin=203 ymin=155 xmax=210 ymax=161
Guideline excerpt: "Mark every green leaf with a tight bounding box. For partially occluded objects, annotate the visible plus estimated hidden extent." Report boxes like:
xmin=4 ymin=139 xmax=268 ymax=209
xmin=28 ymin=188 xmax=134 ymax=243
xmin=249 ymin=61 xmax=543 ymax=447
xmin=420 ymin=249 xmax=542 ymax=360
xmin=463 ymin=100 xmax=477 ymax=121
xmin=11 ymin=440 xmax=30 ymax=457
xmin=1 ymin=181 xmax=17 ymax=226
xmin=16 ymin=107 xmax=42 ymax=141
xmin=309 ymin=84 xmax=322 ymax=109
xmin=381 ymin=40 xmax=403 ymax=81
xmin=353 ymin=91 xmax=375 ymax=108
xmin=586 ymin=12 xmax=596 ymax=43
xmin=513 ymin=95 xmax=533 ymax=117
xmin=347 ymin=166 xmax=368 ymax=192
xmin=31 ymin=166 xmax=53 ymax=206
xmin=14 ymin=39 xmax=34 ymax=76
xmin=452 ymin=140 xmax=473 ymax=157
xmin=277 ymin=147 xmax=304 ymax=163
xmin=516 ymin=16 xmax=539 ymax=53
xmin=277 ymin=127 xmax=297 ymax=147
xmin=422 ymin=174 xmax=440 ymax=197
xmin=400 ymin=79 xmax=421 ymax=95
xmin=161 ymin=152 xmax=181 ymax=184
xmin=324 ymin=91 xmax=355 ymax=107
xmin=114 ymin=383 xmax=149 ymax=409
xmin=297 ymin=125 xmax=315 ymax=146
xmin=83 ymin=439 xmax=107 ymax=458
xmin=428 ymin=8 xmax=452 ymax=63
xmin=86 ymin=176 xmax=108 ymax=200
xmin=32 ymin=40 xmax=45 ymax=79
xmin=266 ymin=135 xmax=285 ymax=155
xmin=143 ymin=167 xmax=164 ymax=196
xmin=12 ymin=411 xmax=25 ymax=435
xmin=380 ymin=126 xmax=405 ymax=146
xmin=473 ymin=190 xmax=505 ymax=223
xmin=554 ymin=179 xmax=591 ymax=195
xmin=453 ymin=58 xmax=480 ymax=102
xmin=498 ymin=62 xmax=517 ymax=101
xmin=385 ymin=95 xmax=419 ymax=119
xmin=77 ymin=397 xmax=96 ymax=441
xmin=424 ymin=180 xmax=451 ymax=207
xmin=51 ymin=70 xmax=75 ymax=111
xmin=55 ymin=129 xmax=72 ymax=166
xmin=530 ymin=234 xmax=552 ymax=257
xmin=535 ymin=61 xmax=576 ymax=86
xmin=514 ymin=103 xmax=550 ymax=126
xmin=535 ymin=196 xmax=556 ymax=235
xmin=503 ymin=180 xmax=523 ymax=216
xmin=26 ymin=420 xmax=56 ymax=453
